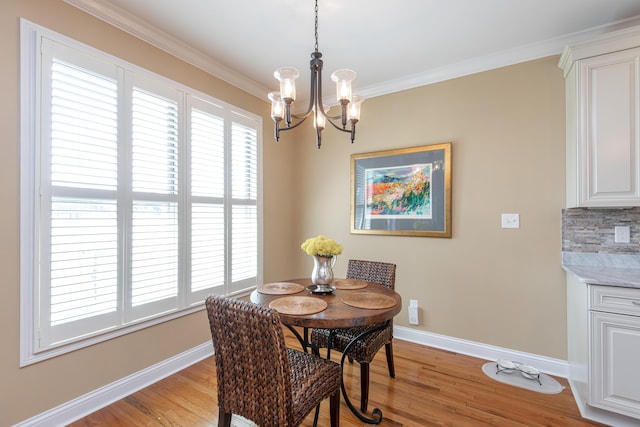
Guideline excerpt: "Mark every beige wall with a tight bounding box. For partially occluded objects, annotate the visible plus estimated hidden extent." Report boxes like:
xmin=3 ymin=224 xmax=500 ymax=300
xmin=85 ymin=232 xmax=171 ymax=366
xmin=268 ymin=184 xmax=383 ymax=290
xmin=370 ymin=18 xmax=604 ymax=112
xmin=285 ymin=55 xmax=566 ymax=357
xmin=2 ymin=1 xmax=565 ymax=424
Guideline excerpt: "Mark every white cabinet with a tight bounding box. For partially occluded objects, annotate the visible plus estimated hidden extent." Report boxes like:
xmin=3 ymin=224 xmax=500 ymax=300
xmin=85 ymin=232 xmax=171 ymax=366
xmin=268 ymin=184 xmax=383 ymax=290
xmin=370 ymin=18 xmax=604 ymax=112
xmin=560 ymin=26 xmax=640 ymax=207
xmin=589 ymin=286 xmax=640 ymax=420
xmin=566 ymin=275 xmax=640 ymax=426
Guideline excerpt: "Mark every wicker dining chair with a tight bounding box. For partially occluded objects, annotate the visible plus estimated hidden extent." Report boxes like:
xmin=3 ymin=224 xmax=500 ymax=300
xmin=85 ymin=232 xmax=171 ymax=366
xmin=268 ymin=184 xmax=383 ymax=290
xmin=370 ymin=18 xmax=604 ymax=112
xmin=310 ymin=259 xmax=397 ymax=413
xmin=205 ymin=295 xmax=341 ymax=427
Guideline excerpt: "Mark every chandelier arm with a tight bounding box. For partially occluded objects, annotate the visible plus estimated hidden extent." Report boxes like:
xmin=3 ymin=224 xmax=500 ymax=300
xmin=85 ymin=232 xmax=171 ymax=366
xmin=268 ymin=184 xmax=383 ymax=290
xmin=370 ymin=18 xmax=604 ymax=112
xmin=291 ymin=111 xmax=313 ymax=121
xmin=286 ymin=51 xmax=322 ymax=124
xmin=278 ymin=117 xmax=308 ymax=132
xmin=291 ymin=103 xmax=314 ymax=120
xmin=323 ymin=112 xmax=342 ymax=121
xmin=325 ymin=117 xmax=353 ymax=133
xmin=279 ymin=112 xmax=355 ymax=134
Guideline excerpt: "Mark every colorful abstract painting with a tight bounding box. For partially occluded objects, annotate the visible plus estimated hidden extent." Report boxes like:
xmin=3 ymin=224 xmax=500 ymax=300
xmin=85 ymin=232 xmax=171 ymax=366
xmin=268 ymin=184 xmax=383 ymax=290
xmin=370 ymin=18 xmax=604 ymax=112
xmin=365 ymin=163 xmax=432 ymax=219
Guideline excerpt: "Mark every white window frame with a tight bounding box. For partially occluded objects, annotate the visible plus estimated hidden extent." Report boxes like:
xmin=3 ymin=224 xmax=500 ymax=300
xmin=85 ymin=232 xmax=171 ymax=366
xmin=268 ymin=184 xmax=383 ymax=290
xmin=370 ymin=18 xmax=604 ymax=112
xmin=19 ymin=19 xmax=263 ymax=366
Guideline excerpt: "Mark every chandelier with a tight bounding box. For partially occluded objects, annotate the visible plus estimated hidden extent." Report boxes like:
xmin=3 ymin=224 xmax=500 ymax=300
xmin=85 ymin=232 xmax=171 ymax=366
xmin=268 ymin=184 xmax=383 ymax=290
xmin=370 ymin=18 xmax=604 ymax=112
xmin=267 ymin=0 xmax=364 ymax=149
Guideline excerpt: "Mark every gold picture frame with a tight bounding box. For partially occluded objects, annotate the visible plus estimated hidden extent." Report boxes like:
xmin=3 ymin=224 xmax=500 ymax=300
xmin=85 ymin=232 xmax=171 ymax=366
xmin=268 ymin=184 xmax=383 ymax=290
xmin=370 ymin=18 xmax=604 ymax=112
xmin=350 ymin=142 xmax=452 ymax=237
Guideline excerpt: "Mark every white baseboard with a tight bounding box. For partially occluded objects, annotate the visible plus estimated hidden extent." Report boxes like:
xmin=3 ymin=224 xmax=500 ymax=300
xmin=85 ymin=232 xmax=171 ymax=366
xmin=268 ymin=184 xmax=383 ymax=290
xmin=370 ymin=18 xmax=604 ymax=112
xmin=395 ymin=327 xmax=640 ymax=426
xmin=15 ymin=328 xmax=570 ymax=426
xmin=394 ymin=325 xmax=569 ymax=378
xmin=13 ymin=342 xmax=213 ymax=427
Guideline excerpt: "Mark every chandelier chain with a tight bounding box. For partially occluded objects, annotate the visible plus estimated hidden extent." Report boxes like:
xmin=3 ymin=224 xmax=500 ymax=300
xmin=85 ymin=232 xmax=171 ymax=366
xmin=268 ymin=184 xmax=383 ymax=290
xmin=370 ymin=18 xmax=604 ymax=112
xmin=314 ymin=0 xmax=319 ymax=52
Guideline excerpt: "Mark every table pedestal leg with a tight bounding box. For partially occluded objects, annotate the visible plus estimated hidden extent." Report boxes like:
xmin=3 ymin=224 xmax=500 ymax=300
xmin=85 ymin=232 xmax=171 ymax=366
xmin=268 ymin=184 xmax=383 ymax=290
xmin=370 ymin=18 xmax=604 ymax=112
xmin=284 ymin=321 xmax=390 ymax=424
xmin=338 ymin=321 xmax=390 ymax=425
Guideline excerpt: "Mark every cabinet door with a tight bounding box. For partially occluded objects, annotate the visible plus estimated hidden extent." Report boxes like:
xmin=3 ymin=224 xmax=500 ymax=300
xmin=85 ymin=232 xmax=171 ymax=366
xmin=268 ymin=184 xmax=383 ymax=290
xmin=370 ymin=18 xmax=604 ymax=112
xmin=590 ymin=310 xmax=640 ymax=419
xmin=577 ymin=48 xmax=640 ymax=207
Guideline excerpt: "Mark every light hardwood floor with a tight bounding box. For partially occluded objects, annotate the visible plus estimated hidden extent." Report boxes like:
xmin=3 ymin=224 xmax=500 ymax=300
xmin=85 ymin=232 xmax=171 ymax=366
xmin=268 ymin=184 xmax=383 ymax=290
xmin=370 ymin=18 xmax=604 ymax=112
xmin=69 ymin=329 xmax=608 ymax=426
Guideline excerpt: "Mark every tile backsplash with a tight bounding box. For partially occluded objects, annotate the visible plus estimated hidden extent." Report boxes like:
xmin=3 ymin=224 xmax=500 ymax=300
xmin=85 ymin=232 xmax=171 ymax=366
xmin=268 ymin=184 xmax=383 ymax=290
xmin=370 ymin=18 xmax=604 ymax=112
xmin=562 ymin=207 xmax=640 ymax=254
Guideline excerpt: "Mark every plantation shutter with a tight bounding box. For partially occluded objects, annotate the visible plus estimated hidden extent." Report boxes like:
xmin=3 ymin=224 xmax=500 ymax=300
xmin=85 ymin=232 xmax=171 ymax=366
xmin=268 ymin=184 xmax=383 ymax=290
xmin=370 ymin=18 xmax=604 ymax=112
xmin=129 ymin=87 xmax=180 ymax=319
xmin=230 ymin=118 xmax=258 ymax=292
xmin=42 ymin=44 xmax=121 ymax=346
xmin=189 ymin=99 xmax=226 ymax=299
xmin=26 ymin=27 xmax=261 ymax=360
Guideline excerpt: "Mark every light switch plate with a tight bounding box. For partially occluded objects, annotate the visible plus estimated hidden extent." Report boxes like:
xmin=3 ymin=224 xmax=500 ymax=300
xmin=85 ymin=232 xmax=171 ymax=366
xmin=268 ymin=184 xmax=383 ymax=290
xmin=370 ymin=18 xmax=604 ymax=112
xmin=501 ymin=213 xmax=520 ymax=229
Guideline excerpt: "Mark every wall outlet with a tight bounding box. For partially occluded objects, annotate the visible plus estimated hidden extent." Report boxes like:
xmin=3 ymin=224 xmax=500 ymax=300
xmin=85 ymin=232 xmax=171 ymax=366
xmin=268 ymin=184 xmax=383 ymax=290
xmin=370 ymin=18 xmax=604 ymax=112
xmin=614 ymin=225 xmax=630 ymax=243
xmin=408 ymin=299 xmax=419 ymax=325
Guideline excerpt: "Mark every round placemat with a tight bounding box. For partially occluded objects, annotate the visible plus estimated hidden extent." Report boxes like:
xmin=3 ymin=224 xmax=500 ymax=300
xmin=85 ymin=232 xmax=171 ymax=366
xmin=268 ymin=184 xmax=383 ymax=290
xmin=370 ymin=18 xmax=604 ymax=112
xmin=333 ymin=279 xmax=369 ymax=290
xmin=257 ymin=282 xmax=305 ymax=295
xmin=269 ymin=296 xmax=328 ymax=315
xmin=342 ymin=292 xmax=397 ymax=309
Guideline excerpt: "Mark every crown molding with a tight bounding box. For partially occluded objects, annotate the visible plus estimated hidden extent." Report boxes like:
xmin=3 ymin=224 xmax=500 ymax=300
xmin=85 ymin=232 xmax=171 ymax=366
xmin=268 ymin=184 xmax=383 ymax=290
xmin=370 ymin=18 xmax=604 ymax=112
xmin=361 ymin=15 xmax=640 ymax=100
xmin=63 ymin=0 xmax=270 ymax=101
xmin=558 ymin=23 xmax=640 ymax=77
xmin=64 ymin=0 xmax=640 ymax=102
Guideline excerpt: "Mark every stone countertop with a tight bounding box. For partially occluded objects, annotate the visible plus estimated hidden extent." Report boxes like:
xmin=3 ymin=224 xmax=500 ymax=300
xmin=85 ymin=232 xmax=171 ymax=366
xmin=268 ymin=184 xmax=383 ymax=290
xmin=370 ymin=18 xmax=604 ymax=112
xmin=562 ymin=252 xmax=640 ymax=289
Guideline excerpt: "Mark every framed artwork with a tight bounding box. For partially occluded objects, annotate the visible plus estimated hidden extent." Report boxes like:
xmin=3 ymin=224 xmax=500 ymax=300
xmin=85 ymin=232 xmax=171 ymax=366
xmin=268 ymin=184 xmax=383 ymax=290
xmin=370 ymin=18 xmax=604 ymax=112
xmin=350 ymin=142 xmax=452 ymax=237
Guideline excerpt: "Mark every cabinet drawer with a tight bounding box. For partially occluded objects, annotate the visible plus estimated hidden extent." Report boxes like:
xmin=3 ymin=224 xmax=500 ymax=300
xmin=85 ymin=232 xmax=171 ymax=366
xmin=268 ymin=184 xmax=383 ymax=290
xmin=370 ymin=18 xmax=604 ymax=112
xmin=590 ymin=285 xmax=640 ymax=316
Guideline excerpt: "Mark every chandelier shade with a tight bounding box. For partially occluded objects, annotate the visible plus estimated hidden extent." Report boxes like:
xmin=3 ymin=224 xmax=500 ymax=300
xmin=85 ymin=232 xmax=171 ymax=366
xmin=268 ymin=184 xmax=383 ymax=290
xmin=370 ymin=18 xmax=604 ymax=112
xmin=267 ymin=0 xmax=364 ymax=148
xmin=274 ymin=67 xmax=299 ymax=102
xmin=331 ymin=69 xmax=356 ymax=102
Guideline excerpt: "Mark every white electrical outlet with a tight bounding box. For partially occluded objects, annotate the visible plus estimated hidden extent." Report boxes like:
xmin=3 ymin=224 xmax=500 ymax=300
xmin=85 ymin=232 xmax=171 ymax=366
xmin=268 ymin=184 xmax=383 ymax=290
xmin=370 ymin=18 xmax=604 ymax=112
xmin=408 ymin=299 xmax=419 ymax=325
xmin=614 ymin=226 xmax=630 ymax=243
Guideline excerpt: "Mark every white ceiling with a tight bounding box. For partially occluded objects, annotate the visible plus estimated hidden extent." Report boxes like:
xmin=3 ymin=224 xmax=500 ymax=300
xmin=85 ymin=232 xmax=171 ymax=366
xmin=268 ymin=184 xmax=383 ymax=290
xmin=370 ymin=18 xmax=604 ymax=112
xmin=66 ymin=0 xmax=640 ymax=108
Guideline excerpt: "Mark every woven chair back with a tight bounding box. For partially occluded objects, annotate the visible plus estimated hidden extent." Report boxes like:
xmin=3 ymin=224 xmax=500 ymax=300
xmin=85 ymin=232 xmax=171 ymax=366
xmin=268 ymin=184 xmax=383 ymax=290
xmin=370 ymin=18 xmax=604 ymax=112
xmin=346 ymin=259 xmax=396 ymax=289
xmin=205 ymin=295 xmax=294 ymax=426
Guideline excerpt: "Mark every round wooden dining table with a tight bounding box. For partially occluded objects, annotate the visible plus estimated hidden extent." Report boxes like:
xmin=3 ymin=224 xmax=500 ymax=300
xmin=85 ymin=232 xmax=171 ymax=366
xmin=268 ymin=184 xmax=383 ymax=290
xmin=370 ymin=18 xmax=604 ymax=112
xmin=250 ymin=278 xmax=402 ymax=424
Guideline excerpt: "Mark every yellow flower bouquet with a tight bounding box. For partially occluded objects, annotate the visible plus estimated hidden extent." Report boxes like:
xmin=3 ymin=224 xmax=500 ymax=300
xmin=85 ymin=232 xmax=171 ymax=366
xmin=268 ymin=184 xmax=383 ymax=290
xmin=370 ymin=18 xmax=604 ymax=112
xmin=301 ymin=235 xmax=343 ymax=258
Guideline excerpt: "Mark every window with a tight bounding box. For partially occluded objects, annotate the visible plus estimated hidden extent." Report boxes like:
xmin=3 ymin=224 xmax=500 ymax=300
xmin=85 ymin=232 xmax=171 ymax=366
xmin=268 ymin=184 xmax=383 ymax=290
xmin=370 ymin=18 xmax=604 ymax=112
xmin=20 ymin=20 xmax=262 ymax=365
